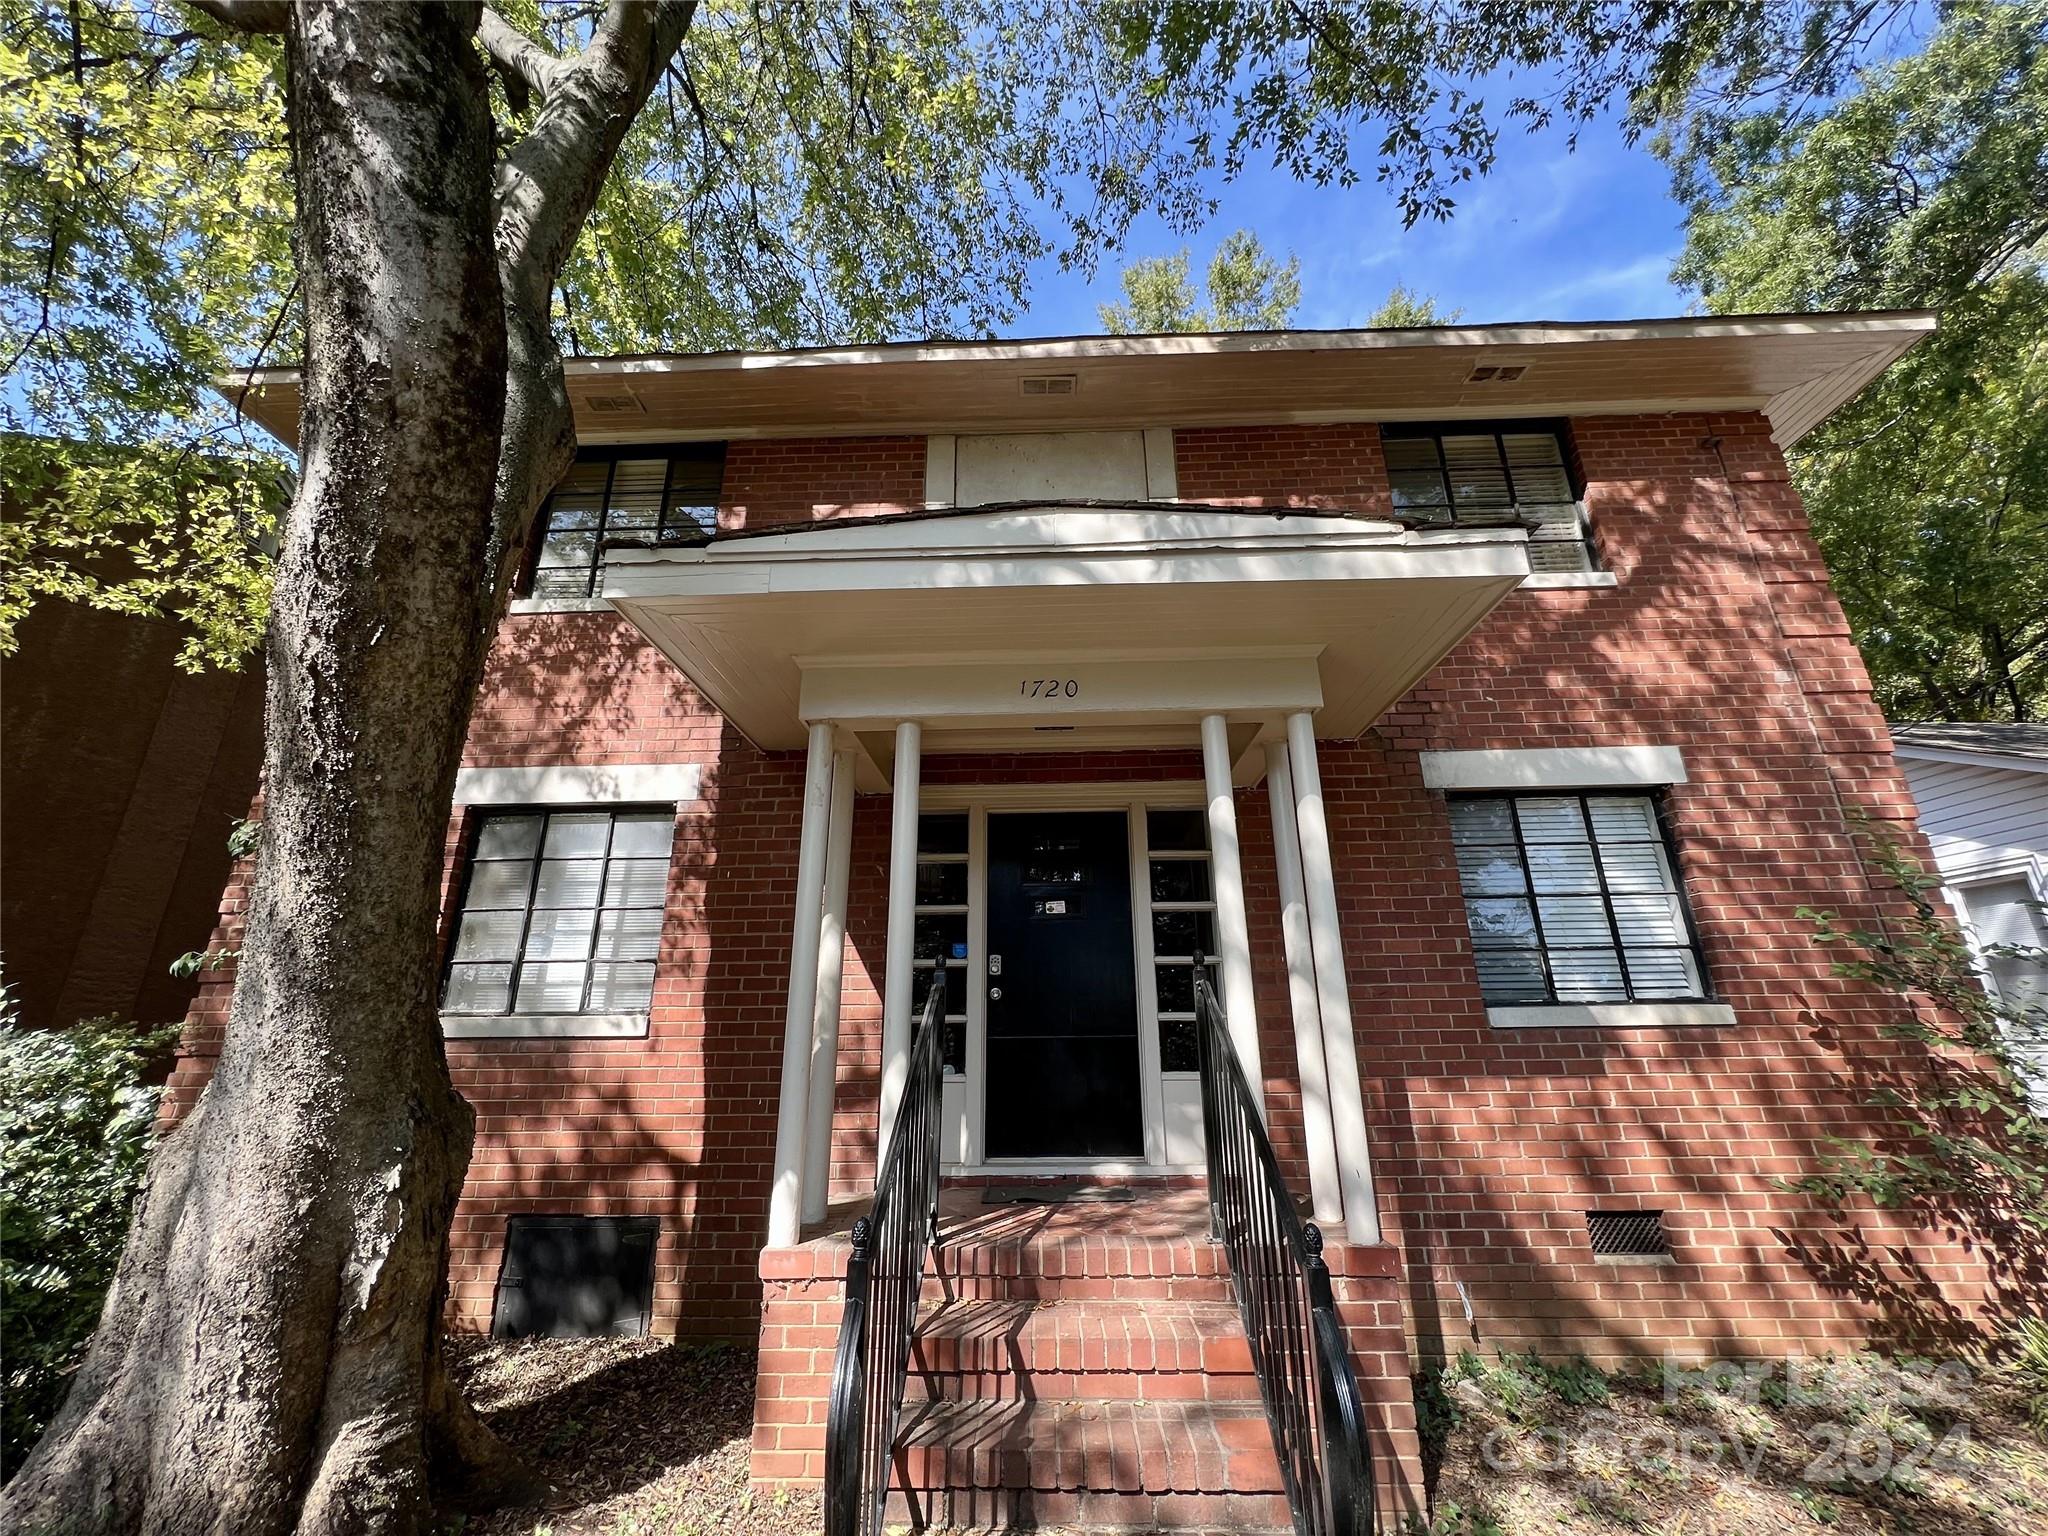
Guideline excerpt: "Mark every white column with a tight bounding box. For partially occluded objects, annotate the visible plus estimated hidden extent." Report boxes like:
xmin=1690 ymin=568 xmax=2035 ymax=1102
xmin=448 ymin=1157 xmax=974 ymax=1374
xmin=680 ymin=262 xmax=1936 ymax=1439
xmin=767 ymin=721 xmax=837 ymax=1247
xmin=1199 ymin=713 xmax=1263 ymax=1104
xmin=1265 ymin=741 xmax=1344 ymax=1226
xmin=876 ymin=719 xmax=923 ymax=1163
xmin=1286 ymin=710 xmax=1381 ymax=1244
xmin=801 ymin=746 xmax=858 ymax=1225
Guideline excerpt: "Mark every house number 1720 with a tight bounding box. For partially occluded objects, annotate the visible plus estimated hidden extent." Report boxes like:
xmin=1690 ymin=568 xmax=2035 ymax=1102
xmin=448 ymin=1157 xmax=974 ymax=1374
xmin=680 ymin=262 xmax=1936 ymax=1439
xmin=1020 ymin=678 xmax=1080 ymax=698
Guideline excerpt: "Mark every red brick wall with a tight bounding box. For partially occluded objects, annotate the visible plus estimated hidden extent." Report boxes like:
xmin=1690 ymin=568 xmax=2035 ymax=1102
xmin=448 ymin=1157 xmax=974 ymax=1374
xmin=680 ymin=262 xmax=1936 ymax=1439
xmin=167 ymin=415 xmax=1991 ymax=1360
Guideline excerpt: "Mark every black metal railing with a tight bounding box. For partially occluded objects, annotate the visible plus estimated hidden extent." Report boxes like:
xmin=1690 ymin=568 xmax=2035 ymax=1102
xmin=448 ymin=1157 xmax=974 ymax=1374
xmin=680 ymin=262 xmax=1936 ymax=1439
xmin=824 ymin=961 xmax=949 ymax=1536
xmin=1194 ymin=959 xmax=1377 ymax=1536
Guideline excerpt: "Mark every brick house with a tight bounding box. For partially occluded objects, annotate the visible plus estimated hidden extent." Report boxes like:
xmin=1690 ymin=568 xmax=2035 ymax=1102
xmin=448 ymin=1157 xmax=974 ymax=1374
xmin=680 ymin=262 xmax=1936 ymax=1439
xmin=173 ymin=312 xmax=2000 ymax=1531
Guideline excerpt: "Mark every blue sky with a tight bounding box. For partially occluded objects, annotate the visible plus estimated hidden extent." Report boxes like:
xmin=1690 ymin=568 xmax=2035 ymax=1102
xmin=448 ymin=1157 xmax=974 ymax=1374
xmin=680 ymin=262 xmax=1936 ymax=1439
xmin=1010 ymin=104 xmax=1694 ymax=336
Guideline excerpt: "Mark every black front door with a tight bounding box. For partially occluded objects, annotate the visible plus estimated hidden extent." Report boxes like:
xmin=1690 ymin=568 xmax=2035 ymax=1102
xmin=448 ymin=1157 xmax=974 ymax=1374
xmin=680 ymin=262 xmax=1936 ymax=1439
xmin=984 ymin=810 xmax=1143 ymax=1159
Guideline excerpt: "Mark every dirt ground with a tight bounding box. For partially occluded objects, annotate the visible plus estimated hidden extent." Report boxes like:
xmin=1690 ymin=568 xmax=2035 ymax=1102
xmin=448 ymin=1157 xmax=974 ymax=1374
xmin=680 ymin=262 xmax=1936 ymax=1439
xmin=448 ymin=1335 xmax=817 ymax=1536
xmin=446 ymin=1335 xmax=2048 ymax=1535
xmin=1422 ymin=1349 xmax=2048 ymax=1535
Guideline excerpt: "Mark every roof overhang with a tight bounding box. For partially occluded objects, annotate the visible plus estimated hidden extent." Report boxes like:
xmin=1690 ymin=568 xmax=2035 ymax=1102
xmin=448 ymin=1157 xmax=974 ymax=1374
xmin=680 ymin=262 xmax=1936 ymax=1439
xmin=225 ymin=311 xmax=1934 ymax=452
xmin=601 ymin=506 xmax=1531 ymax=784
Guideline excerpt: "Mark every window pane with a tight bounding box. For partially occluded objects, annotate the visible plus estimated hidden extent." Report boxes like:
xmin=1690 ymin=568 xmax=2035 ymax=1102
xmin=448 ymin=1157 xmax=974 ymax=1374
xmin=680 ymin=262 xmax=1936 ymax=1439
xmin=1623 ymin=948 xmax=1703 ymax=999
xmin=453 ymin=909 xmax=524 ymax=963
xmin=607 ymin=458 xmax=669 ymax=529
xmin=1160 ymin=1016 xmax=1199 ymax=1072
xmin=596 ymin=907 xmax=662 ymax=963
xmin=1448 ymin=798 xmax=1515 ymax=844
xmin=1588 ymin=797 xmax=1660 ymax=841
xmin=1152 ymin=908 xmax=1215 ymax=958
xmin=1465 ymin=897 xmax=1537 ymax=947
xmin=443 ymin=963 xmax=513 ymax=1014
xmin=533 ymin=858 xmax=605 ymax=908
xmin=1475 ymin=949 xmax=1547 ymax=1004
xmin=1151 ymin=859 xmax=1212 ymax=903
xmin=1598 ymin=840 xmax=1676 ymax=895
xmin=1155 ymin=962 xmax=1197 ymax=1014
xmin=543 ymin=813 xmax=613 ymax=858
xmin=1441 ymin=435 xmax=1512 ymax=509
xmin=916 ymin=861 xmax=967 ymax=906
xmin=588 ymin=961 xmax=655 ymax=1012
xmin=1383 ymin=438 xmax=1448 ymax=509
xmin=665 ymin=448 xmax=725 ymax=497
xmin=917 ymin=813 xmax=968 ymax=855
xmin=1550 ymin=948 xmax=1626 ymax=1002
xmin=1515 ymin=797 xmax=1588 ymax=842
xmin=1454 ymin=843 xmax=1525 ymax=895
xmin=1525 ymin=840 xmax=1599 ymax=893
xmin=516 ymin=961 xmax=589 ymax=1013
xmin=1610 ymin=892 xmax=1687 ymax=947
xmin=915 ymin=912 xmax=967 ymax=962
xmin=1146 ymin=807 xmax=1208 ymax=851
xmin=1536 ymin=895 xmax=1614 ymax=947
xmin=530 ymin=566 xmax=594 ymax=599
xmin=463 ymin=860 xmax=535 ymax=911
xmin=1528 ymin=540 xmax=1595 ymax=574
xmin=523 ymin=907 xmax=596 ymax=962
xmin=476 ymin=816 xmax=543 ymax=860
xmin=608 ymin=812 xmax=674 ymax=857
xmin=601 ymin=858 xmax=668 ymax=908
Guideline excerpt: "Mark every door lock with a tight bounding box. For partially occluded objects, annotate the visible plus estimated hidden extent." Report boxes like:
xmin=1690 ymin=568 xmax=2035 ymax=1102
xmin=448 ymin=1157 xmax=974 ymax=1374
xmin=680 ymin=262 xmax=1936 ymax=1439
xmin=988 ymin=954 xmax=1003 ymax=976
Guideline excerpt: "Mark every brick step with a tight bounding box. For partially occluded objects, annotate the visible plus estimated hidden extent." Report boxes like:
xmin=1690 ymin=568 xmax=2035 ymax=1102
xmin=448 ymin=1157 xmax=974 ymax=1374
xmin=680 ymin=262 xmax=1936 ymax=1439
xmin=929 ymin=1225 xmax=1228 ymax=1304
xmin=895 ymin=1397 xmax=1286 ymax=1498
xmin=907 ymin=1299 xmax=1257 ymax=1402
xmin=884 ymin=1484 xmax=1293 ymax=1533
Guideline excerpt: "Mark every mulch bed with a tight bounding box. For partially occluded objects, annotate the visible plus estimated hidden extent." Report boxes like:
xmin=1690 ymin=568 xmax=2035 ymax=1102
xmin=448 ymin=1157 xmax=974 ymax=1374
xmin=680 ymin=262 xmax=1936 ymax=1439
xmin=447 ymin=1335 xmax=819 ymax=1536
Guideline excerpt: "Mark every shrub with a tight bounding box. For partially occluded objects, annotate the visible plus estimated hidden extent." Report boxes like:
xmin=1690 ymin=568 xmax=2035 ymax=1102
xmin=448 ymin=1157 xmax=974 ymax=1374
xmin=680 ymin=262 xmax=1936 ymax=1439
xmin=0 ymin=1006 xmax=174 ymax=1474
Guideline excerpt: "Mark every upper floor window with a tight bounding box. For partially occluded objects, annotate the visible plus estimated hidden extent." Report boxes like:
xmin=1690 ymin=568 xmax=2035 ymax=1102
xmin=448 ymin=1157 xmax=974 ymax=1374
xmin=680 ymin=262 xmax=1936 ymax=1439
xmin=1449 ymin=792 xmax=1706 ymax=1005
xmin=442 ymin=808 xmax=674 ymax=1017
xmin=1382 ymin=424 xmax=1596 ymax=574
xmin=528 ymin=446 xmax=725 ymax=599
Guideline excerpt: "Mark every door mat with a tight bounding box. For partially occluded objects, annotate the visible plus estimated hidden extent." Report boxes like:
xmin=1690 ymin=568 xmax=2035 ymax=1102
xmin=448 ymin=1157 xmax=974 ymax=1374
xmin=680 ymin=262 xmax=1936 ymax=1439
xmin=980 ymin=1185 xmax=1137 ymax=1206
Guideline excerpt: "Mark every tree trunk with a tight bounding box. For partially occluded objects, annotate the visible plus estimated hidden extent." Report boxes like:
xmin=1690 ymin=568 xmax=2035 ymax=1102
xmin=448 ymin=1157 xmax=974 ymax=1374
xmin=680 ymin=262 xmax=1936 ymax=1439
xmin=1 ymin=6 xmax=516 ymax=1532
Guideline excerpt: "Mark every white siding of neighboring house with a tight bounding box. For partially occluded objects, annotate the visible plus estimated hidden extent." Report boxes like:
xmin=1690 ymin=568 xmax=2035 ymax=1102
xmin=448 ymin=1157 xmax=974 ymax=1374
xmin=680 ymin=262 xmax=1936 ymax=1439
xmin=1899 ymin=753 xmax=2048 ymax=1108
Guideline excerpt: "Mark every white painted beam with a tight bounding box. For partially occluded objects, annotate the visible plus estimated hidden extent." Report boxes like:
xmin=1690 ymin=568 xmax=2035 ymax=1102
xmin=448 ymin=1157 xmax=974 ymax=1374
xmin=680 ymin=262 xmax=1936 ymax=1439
xmin=1200 ymin=713 xmax=1263 ymax=1109
xmin=877 ymin=720 xmax=924 ymax=1163
xmin=1265 ymin=742 xmax=1343 ymax=1225
xmin=1286 ymin=711 xmax=1381 ymax=1244
xmin=801 ymin=747 xmax=858 ymax=1224
xmin=767 ymin=722 xmax=836 ymax=1247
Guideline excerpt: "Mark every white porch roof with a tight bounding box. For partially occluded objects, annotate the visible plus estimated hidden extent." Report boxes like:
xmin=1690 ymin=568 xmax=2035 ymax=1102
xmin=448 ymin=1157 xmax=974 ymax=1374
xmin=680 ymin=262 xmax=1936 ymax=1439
xmin=603 ymin=505 xmax=1529 ymax=782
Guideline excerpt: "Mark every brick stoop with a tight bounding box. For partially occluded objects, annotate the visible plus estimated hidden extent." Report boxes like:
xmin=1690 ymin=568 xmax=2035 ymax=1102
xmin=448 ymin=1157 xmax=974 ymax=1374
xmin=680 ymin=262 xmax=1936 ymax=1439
xmin=754 ymin=1188 xmax=1425 ymax=1532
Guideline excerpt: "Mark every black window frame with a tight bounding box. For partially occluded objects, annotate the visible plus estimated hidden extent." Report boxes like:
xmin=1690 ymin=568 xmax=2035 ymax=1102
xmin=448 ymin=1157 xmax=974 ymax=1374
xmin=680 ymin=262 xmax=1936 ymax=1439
xmin=1380 ymin=419 xmax=1599 ymax=573
xmin=1446 ymin=788 xmax=1712 ymax=1007
xmin=524 ymin=443 xmax=726 ymax=600
xmin=440 ymin=804 xmax=676 ymax=1018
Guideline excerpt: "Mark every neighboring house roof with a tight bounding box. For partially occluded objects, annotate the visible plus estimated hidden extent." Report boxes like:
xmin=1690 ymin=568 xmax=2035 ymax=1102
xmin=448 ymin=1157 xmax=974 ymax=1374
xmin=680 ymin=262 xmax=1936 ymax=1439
xmin=221 ymin=309 xmax=1936 ymax=456
xmin=1892 ymin=722 xmax=2048 ymax=772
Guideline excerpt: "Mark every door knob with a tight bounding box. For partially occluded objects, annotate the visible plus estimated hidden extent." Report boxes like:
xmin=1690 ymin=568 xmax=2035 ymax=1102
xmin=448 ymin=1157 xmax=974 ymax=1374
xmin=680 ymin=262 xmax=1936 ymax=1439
xmin=989 ymin=986 xmax=1003 ymax=1002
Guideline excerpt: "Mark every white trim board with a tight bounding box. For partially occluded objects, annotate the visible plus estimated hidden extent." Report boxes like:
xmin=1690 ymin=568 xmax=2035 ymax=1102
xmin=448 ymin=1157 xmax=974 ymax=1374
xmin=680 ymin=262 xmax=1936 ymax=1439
xmin=1488 ymin=1003 xmax=1736 ymax=1030
xmin=453 ymin=762 xmax=705 ymax=806
xmin=1420 ymin=745 xmax=1687 ymax=791
xmin=442 ymin=1012 xmax=649 ymax=1040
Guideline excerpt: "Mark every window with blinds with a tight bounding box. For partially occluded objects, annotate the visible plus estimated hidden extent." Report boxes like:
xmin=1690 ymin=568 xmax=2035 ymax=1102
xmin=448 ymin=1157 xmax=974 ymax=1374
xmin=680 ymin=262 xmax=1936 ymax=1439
xmin=1448 ymin=793 xmax=1707 ymax=1006
xmin=1382 ymin=424 xmax=1596 ymax=573
xmin=442 ymin=808 xmax=674 ymax=1017
xmin=528 ymin=446 xmax=726 ymax=599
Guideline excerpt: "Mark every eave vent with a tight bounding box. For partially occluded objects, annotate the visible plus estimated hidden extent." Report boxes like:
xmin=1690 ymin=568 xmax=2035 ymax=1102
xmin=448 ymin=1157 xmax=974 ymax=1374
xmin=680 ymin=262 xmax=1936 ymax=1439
xmin=583 ymin=392 xmax=646 ymax=415
xmin=1020 ymin=374 xmax=1078 ymax=397
xmin=1585 ymin=1209 xmax=1671 ymax=1261
xmin=1465 ymin=363 xmax=1527 ymax=385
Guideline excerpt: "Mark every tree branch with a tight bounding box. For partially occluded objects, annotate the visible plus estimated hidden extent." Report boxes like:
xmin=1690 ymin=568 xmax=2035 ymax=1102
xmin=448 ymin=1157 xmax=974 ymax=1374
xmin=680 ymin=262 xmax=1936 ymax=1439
xmin=478 ymin=8 xmax=569 ymax=113
xmin=186 ymin=0 xmax=287 ymax=33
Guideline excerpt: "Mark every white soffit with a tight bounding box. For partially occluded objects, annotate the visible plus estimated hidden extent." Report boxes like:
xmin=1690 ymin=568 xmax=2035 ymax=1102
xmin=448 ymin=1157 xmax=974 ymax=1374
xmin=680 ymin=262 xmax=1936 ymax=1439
xmin=1419 ymin=745 xmax=1688 ymax=791
xmin=224 ymin=311 xmax=1935 ymax=450
xmin=603 ymin=507 xmax=1532 ymax=752
xmin=453 ymin=762 xmax=705 ymax=805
